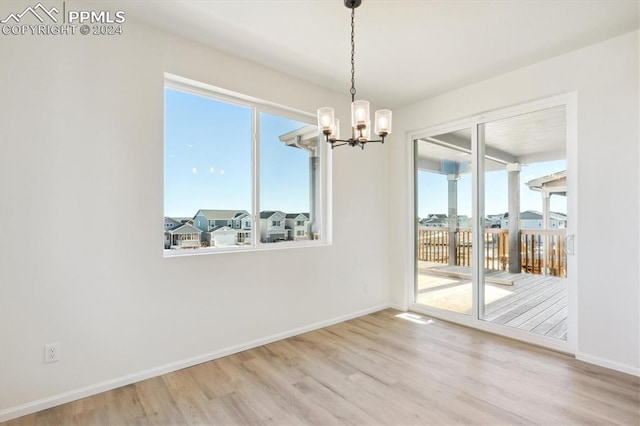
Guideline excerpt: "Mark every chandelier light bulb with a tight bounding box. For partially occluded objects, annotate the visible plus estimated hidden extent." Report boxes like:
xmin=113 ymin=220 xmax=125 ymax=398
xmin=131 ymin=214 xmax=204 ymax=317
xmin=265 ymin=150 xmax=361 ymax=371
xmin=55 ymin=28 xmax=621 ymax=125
xmin=317 ymin=107 xmax=335 ymax=135
xmin=351 ymin=100 xmax=370 ymax=130
xmin=360 ymin=121 xmax=371 ymax=142
xmin=329 ymin=119 xmax=340 ymax=141
xmin=375 ymin=109 xmax=392 ymax=136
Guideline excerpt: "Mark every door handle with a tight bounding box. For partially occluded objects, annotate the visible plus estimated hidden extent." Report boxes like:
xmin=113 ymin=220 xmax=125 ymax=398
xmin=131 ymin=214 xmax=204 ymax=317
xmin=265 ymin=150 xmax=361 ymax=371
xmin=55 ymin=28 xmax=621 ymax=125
xmin=563 ymin=234 xmax=575 ymax=255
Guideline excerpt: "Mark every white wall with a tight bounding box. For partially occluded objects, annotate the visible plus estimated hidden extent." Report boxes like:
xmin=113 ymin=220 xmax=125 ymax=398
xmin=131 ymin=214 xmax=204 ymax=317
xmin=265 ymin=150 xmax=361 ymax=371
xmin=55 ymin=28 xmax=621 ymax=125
xmin=0 ymin=12 xmax=390 ymax=418
xmin=389 ymin=31 xmax=639 ymax=374
xmin=1 ymin=2 xmax=636 ymax=420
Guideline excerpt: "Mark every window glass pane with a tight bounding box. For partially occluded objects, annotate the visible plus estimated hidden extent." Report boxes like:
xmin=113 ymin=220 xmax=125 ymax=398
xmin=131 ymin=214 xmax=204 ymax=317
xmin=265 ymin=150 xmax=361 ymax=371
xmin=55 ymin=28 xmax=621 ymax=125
xmin=414 ymin=130 xmax=473 ymax=315
xmin=164 ymin=88 xmax=252 ymax=250
xmin=259 ymin=112 xmax=317 ymax=243
xmin=479 ymin=106 xmax=568 ymax=341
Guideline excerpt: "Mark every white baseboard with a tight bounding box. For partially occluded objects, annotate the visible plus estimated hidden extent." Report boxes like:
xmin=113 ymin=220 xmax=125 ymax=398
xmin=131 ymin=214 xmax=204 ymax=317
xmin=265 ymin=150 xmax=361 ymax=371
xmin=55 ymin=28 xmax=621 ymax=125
xmin=0 ymin=304 xmax=391 ymax=423
xmin=388 ymin=303 xmax=408 ymax=312
xmin=576 ymin=352 xmax=640 ymax=377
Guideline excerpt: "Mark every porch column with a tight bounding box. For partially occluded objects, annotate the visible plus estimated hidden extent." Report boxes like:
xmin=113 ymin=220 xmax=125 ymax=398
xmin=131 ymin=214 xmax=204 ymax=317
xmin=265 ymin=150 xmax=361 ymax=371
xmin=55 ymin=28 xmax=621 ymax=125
xmin=308 ymin=155 xmax=319 ymax=239
xmin=447 ymin=174 xmax=459 ymax=266
xmin=542 ymin=190 xmax=550 ymax=229
xmin=507 ymin=163 xmax=521 ymax=273
xmin=542 ymin=190 xmax=550 ymax=274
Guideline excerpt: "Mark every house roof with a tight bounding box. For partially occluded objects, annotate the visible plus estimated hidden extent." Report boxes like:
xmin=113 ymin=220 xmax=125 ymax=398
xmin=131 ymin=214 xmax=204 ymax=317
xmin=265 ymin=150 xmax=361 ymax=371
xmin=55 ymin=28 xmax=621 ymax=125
xmin=526 ymin=170 xmax=567 ymax=196
xmin=550 ymin=212 xmax=567 ymax=221
xmin=165 ymin=217 xmax=193 ymax=226
xmin=169 ymin=223 xmax=202 ymax=235
xmin=520 ymin=210 xmax=568 ymax=221
xmin=260 ymin=210 xmax=285 ymax=219
xmin=521 ymin=210 xmax=543 ymax=220
xmin=423 ymin=217 xmax=447 ymax=224
xmin=285 ymin=213 xmax=309 ymax=219
xmin=195 ymin=209 xmax=249 ymax=221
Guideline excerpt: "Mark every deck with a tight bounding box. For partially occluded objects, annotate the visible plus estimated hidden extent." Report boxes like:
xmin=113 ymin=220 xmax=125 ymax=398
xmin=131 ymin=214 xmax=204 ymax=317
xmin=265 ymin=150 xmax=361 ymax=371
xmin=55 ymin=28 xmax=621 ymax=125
xmin=416 ymin=262 xmax=567 ymax=340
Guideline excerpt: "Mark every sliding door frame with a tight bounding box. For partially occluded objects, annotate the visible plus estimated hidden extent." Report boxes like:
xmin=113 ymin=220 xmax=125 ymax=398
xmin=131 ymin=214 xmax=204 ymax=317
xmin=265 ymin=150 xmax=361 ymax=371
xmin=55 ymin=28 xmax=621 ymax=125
xmin=407 ymin=93 xmax=578 ymax=355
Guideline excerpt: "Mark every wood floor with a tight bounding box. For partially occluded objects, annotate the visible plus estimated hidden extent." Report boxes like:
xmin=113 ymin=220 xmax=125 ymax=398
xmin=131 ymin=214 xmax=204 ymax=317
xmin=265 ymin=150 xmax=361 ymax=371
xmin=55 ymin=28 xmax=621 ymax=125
xmin=418 ymin=264 xmax=568 ymax=339
xmin=4 ymin=309 xmax=639 ymax=425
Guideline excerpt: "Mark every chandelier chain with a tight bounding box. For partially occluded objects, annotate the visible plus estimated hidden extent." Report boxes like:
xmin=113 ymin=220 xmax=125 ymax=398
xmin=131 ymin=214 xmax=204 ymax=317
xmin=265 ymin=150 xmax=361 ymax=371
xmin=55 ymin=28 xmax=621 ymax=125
xmin=350 ymin=5 xmax=356 ymax=102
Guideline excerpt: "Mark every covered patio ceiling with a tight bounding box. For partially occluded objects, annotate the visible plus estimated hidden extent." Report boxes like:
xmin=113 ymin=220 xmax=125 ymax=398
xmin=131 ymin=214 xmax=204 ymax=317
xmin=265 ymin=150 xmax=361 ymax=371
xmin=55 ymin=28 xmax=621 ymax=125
xmin=417 ymin=105 xmax=566 ymax=175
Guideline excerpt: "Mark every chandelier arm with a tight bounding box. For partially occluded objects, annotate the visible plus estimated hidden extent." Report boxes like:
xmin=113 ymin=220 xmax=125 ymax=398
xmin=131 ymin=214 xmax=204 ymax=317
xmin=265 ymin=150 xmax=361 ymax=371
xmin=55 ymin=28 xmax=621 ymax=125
xmin=323 ymin=134 xmax=357 ymax=146
xmin=325 ymin=137 xmax=386 ymax=145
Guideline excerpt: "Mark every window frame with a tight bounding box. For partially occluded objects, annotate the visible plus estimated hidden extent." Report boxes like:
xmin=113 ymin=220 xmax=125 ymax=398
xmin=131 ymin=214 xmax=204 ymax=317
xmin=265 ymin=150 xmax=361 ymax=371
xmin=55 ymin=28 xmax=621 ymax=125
xmin=164 ymin=73 xmax=331 ymax=257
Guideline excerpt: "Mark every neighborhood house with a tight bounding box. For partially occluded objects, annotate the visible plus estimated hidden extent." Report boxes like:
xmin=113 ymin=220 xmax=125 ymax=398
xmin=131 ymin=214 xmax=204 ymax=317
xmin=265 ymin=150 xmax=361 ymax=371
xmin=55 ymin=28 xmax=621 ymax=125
xmin=165 ymin=209 xmax=310 ymax=249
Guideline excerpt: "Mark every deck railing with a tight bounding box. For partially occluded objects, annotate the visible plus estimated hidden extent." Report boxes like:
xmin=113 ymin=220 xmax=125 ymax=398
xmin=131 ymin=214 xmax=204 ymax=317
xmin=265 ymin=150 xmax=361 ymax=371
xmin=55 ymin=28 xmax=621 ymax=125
xmin=417 ymin=226 xmax=566 ymax=277
xmin=520 ymin=229 xmax=566 ymax=277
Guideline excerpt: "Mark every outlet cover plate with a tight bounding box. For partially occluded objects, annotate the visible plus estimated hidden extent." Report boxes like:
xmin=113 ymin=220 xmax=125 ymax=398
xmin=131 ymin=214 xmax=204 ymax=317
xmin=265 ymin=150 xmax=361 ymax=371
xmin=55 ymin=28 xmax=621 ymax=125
xmin=44 ymin=343 xmax=60 ymax=363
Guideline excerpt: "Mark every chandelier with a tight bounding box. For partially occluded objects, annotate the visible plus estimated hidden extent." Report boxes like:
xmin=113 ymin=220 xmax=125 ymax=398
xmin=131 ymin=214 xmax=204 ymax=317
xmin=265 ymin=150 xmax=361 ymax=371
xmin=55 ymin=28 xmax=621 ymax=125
xmin=317 ymin=0 xmax=392 ymax=150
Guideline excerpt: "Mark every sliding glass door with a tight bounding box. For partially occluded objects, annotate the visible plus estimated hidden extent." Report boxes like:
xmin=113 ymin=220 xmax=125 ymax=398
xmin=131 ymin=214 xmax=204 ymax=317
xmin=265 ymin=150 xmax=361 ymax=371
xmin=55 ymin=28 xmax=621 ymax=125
xmin=415 ymin=129 xmax=473 ymax=315
xmin=413 ymin=97 xmax=574 ymax=350
xmin=479 ymin=106 xmax=569 ymax=340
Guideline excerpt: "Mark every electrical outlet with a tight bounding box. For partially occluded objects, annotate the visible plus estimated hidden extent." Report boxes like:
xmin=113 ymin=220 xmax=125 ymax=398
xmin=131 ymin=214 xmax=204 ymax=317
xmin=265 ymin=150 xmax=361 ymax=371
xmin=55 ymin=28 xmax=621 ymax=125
xmin=44 ymin=343 xmax=61 ymax=363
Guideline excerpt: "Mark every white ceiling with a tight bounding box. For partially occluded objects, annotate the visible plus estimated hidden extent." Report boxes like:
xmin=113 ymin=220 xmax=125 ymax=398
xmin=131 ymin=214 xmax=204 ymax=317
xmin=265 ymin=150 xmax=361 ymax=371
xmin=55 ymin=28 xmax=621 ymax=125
xmin=120 ymin=0 xmax=639 ymax=108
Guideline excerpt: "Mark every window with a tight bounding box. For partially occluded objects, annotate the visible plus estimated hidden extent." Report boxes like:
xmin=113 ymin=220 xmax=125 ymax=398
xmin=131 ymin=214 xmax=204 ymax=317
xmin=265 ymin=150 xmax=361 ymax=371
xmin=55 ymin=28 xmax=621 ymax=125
xmin=164 ymin=74 xmax=327 ymax=255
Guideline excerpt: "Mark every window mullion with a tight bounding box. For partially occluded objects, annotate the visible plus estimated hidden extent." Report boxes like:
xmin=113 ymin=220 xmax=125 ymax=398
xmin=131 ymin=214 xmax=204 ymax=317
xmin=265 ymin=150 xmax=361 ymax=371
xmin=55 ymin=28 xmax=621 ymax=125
xmin=253 ymin=107 xmax=261 ymax=248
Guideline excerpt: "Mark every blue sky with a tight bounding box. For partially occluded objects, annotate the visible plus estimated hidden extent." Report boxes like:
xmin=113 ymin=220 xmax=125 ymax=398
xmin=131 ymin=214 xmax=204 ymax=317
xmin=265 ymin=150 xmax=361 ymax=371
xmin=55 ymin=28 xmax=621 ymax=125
xmin=259 ymin=112 xmax=310 ymax=213
xmin=164 ymin=88 xmax=310 ymax=217
xmin=417 ymin=159 xmax=567 ymax=218
xmin=166 ymin=87 xmax=567 ymax=221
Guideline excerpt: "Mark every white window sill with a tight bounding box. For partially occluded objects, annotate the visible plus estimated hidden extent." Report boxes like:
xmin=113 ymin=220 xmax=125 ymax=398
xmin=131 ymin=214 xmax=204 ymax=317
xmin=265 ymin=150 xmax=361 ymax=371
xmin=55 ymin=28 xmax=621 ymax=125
xmin=163 ymin=240 xmax=330 ymax=258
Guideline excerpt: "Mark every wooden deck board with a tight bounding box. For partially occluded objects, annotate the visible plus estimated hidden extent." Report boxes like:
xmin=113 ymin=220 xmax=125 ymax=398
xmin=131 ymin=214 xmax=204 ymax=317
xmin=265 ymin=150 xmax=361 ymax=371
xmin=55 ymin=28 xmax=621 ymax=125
xmin=426 ymin=265 xmax=515 ymax=285
xmin=488 ymin=286 xmax=565 ymax=324
xmin=546 ymin=315 xmax=568 ymax=340
xmin=484 ymin=278 xmax=562 ymax=318
xmin=501 ymin=293 xmax=566 ymax=328
xmin=531 ymin=305 xmax=568 ymax=336
xmin=417 ymin=264 xmax=568 ymax=340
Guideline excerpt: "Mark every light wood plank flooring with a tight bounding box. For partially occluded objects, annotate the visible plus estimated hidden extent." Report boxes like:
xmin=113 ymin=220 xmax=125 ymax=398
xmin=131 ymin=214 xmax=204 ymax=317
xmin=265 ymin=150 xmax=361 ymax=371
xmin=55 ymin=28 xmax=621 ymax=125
xmin=4 ymin=309 xmax=638 ymax=425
